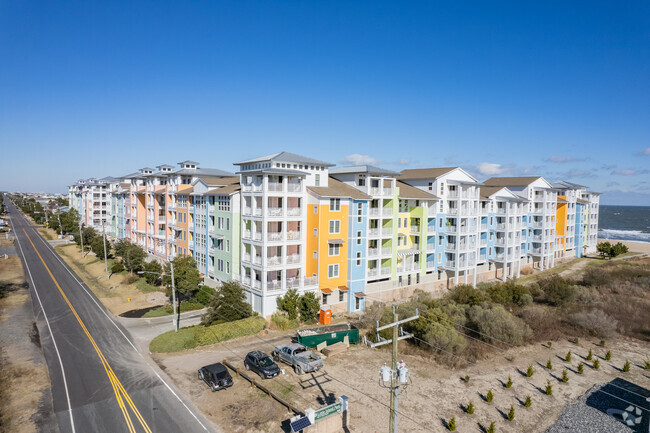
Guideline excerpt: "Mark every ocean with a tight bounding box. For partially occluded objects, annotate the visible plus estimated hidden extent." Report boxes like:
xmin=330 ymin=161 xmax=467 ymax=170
xmin=598 ymin=205 xmax=650 ymax=243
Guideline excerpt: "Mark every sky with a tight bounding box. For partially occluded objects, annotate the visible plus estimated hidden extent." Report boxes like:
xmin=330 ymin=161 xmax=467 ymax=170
xmin=1 ymin=1 xmax=649 ymax=205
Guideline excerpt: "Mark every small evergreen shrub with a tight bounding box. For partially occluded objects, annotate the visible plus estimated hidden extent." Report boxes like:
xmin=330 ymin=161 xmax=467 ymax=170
xmin=593 ymin=359 xmax=600 ymax=370
xmin=486 ymin=422 xmax=495 ymax=433
xmin=486 ymin=389 xmax=494 ymax=403
xmin=546 ymin=359 xmax=553 ymax=370
xmin=644 ymin=357 xmax=650 ymax=370
xmin=577 ymin=362 xmax=584 ymax=374
xmin=547 ymin=341 xmax=552 ymax=348
xmin=447 ymin=416 xmax=456 ymax=431
xmin=573 ymin=337 xmax=580 ymax=344
xmin=507 ymin=405 xmax=515 ymax=421
xmin=561 ymin=369 xmax=569 ymax=383
xmin=505 ymin=376 xmax=513 ymax=388
xmin=110 ymin=262 xmax=124 ymax=273
xmin=545 ymin=380 xmax=553 ymax=395
xmin=523 ymin=395 xmax=532 ymax=407
xmin=565 ymin=351 xmax=572 ymax=362
xmin=526 ymin=365 xmax=534 ymax=377
xmin=623 ymin=360 xmax=630 ymax=372
xmin=605 ymin=350 xmax=612 ymax=360
xmin=466 ymin=401 xmax=475 ymax=414
xmin=586 ymin=349 xmax=593 ymax=361
xmin=599 ymin=339 xmax=606 ymax=347
xmin=464 ymin=375 xmax=470 ymax=383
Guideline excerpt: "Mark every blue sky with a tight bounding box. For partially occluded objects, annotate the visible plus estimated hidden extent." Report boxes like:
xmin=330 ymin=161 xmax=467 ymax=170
xmin=1 ymin=1 xmax=649 ymax=205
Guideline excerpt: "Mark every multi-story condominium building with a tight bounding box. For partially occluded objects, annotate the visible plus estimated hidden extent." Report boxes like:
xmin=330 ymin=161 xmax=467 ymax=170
xmin=235 ymin=152 xmax=333 ymax=316
xmin=69 ymin=152 xmax=601 ymax=317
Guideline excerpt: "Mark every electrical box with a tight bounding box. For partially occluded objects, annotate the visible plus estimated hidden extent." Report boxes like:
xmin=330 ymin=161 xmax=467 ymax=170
xmin=398 ymin=367 xmax=409 ymax=383
xmin=380 ymin=365 xmax=392 ymax=383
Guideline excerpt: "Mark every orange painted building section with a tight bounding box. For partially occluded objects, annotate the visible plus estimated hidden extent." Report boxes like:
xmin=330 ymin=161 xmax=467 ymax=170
xmin=556 ymin=197 xmax=567 ymax=252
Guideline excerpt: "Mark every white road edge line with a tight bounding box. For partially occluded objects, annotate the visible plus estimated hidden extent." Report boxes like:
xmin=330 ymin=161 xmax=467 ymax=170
xmin=8 ymin=203 xmax=77 ymax=433
xmin=31 ymin=221 xmax=210 ymax=432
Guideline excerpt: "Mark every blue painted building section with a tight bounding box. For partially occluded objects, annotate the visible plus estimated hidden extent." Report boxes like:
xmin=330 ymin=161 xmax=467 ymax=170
xmin=575 ymin=203 xmax=585 ymax=258
xmin=347 ymin=199 xmax=367 ymax=312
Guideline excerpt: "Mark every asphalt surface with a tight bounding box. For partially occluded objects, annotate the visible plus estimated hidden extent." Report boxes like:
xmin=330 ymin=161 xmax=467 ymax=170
xmin=5 ymin=196 xmax=217 ymax=433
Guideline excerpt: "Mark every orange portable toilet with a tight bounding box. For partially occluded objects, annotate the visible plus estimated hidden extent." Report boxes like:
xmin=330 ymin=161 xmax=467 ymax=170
xmin=319 ymin=305 xmax=332 ymax=325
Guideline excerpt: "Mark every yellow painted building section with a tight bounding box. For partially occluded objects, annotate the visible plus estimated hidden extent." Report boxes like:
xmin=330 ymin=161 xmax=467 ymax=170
xmin=556 ymin=197 xmax=567 ymax=252
xmin=306 ymin=200 xmax=349 ymax=292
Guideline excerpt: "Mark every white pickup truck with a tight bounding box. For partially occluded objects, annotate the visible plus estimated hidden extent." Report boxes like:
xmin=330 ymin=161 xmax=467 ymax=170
xmin=272 ymin=343 xmax=323 ymax=375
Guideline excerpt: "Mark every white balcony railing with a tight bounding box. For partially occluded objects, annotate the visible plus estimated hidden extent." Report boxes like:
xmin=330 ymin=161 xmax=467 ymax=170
xmin=287 ymin=231 xmax=301 ymax=240
xmin=267 ymin=232 xmax=282 ymax=242
xmin=267 ymin=208 xmax=283 ymax=217
xmin=369 ymin=208 xmax=380 ymax=217
xmin=287 ymin=208 xmax=301 ymax=217
xmin=267 ymin=183 xmax=283 ymax=192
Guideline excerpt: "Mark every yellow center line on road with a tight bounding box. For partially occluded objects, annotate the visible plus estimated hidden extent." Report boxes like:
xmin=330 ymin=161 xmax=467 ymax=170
xmin=23 ymin=229 xmax=152 ymax=433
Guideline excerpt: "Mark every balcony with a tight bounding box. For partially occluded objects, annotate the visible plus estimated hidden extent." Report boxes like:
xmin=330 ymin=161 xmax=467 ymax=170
xmin=494 ymin=238 xmax=505 ymax=246
xmin=253 ymin=232 xmax=262 ymax=241
xmin=369 ymin=228 xmax=380 ymax=237
xmin=426 ymin=261 xmax=436 ymax=270
xmin=287 ymin=208 xmax=301 ymax=217
xmin=287 ymin=183 xmax=302 ymax=193
xmin=426 ymin=243 xmax=436 ymax=251
xmin=243 ymin=253 xmax=251 ymax=262
xmin=287 ymin=231 xmax=301 ymax=241
xmin=446 ymin=260 xmax=456 ymax=268
xmin=286 ymin=253 xmax=301 ymax=264
xmin=446 ymin=242 xmax=457 ymax=251
xmin=381 ymin=267 xmax=391 ymax=276
xmin=253 ymin=256 xmax=262 ymax=265
xmin=427 ymin=225 xmax=436 ymax=234
xmin=254 ymin=208 xmax=263 ymax=217
xmin=267 ymin=280 xmax=282 ymax=290
xmin=480 ymin=238 xmax=487 ymax=246
xmin=382 ymin=228 xmax=392 ymax=237
xmin=243 ymin=230 xmax=251 ymax=240
xmin=496 ymin=208 xmax=507 ymax=215
xmin=397 ymin=263 xmax=420 ymax=273
xmin=369 ymin=208 xmax=380 ymax=217
xmin=267 ymin=182 xmax=283 ymax=192
xmin=495 ymin=223 xmax=506 ymax=230
xmin=381 ymin=247 xmax=392 ymax=256
xmin=495 ymin=253 xmax=505 ymax=261
xmin=242 ymin=184 xmax=263 ymax=192
xmin=267 ymin=232 xmax=282 ymax=242
xmin=409 ymin=226 xmax=420 ymax=234
xmin=266 ymin=256 xmax=281 ymax=266
xmin=446 ymin=225 xmax=457 ymax=234
xmin=447 ymin=208 xmax=459 ymax=215
xmin=382 ymin=208 xmax=393 ymax=217
xmin=368 ymin=248 xmax=379 ymax=257
xmin=267 ymin=208 xmax=283 ymax=217
xmin=383 ymin=188 xmax=393 ymax=196
xmin=243 ymin=207 xmax=252 ymax=216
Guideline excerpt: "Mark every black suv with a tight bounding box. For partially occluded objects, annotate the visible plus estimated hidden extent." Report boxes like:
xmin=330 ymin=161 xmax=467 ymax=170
xmin=244 ymin=351 xmax=281 ymax=379
xmin=198 ymin=362 xmax=233 ymax=391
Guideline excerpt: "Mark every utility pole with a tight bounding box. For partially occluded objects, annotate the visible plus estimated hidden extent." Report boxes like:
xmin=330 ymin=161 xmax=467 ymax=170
xmin=102 ymin=223 xmax=109 ymax=279
xmin=170 ymin=258 xmax=178 ymax=332
xmin=79 ymin=222 xmax=84 ymax=259
xmin=373 ymin=306 xmax=419 ymax=433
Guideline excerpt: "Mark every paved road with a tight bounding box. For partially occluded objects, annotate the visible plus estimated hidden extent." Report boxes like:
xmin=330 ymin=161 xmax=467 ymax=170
xmin=5 ymin=196 xmax=217 ymax=433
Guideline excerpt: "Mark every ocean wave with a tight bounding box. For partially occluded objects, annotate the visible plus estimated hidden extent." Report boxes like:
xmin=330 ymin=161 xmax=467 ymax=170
xmin=598 ymin=229 xmax=650 ymax=243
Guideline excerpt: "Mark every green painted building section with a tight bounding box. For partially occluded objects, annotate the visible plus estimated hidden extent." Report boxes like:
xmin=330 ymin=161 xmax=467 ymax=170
xmin=210 ymin=194 xmax=241 ymax=282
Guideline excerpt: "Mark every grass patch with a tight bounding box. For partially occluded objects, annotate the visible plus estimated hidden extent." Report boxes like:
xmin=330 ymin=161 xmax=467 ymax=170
xmin=135 ymin=278 xmax=161 ymax=293
xmin=142 ymin=301 xmax=204 ymax=318
xmin=150 ymin=316 xmax=267 ymax=353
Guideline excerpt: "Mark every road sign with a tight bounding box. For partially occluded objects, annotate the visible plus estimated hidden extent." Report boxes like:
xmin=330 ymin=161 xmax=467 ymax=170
xmin=314 ymin=401 xmax=342 ymax=422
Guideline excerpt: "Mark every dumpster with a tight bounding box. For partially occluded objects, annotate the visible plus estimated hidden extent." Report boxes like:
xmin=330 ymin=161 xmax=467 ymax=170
xmin=296 ymin=323 xmax=359 ymax=348
xmin=319 ymin=305 xmax=332 ymax=325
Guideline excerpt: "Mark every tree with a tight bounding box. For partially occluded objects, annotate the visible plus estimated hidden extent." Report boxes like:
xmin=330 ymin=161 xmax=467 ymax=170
xmin=90 ymin=236 xmax=107 ymax=258
xmin=201 ymin=281 xmax=252 ymax=325
xmin=143 ymin=260 xmax=163 ymax=285
xmin=59 ymin=209 xmax=79 ymax=234
xmin=597 ymin=241 xmax=629 ymax=259
xmin=113 ymin=239 xmax=130 ymax=259
xmin=299 ymin=292 xmax=320 ymax=323
xmin=277 ymin=288 xmax=300 ymax=320
xmin=610 ymin=242 xmax=628 ymax=258
xmin=162 ymin=255 xmax=202 ymax=298
xmin=122 ymin=244 xmax=146 ymax=273
xmin=596 ymin=241 xmax=612 ymax=258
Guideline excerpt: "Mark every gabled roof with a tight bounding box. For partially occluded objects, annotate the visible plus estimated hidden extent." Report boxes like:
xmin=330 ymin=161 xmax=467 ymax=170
xmin=195 ymin=175 xmax=239 ymax=186
xmin=236 ymin=168 xmax=308 ymax=176
xmin=173 ymin=167 xmax=236 ymax=177
xmin=577 ymin=198 xmax=589 ymax=204
xmin=552 ymin=180 xmax=587 ymax=190
xmin=156 ymin=164 xmax=175 ymax=169
xmin=307 ymin=178 xmax=371 ymax=200
xmin=205 ymin=183 xmax=241 ymax=196
xmin=396 ymin=181 xmax=439 ymax=200
xmin=398 ymin=167 xmax=458 ymax=180
xmin=483 ymin=177 xmax=544 ymax=187
xmin=479 ymin=186 xmax=508 ymax=199
xmin=178 ymin=160 xmax=200 ymax=165
xmin=329 ymin=165 xmax=400 ymax=176
xmin=479 ymin=186 xmax=528 ymax=202
xmin=99 ymin=176 xmax=120 ymax=182
xmin=234 ymin=152 xmax=334 ymax=167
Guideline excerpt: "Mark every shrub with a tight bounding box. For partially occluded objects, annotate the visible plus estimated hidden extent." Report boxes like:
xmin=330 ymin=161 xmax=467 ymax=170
xmin=466 ymin=401 xmax=475 ymax=414
xmin=299 ymin=292 xmax=320 ymax=323
xmin=538 ymin=275 xmax=576 ymax=306
xmin=526 ymin=365 xmax=534 ymax=377
xmin=547 ymin=341 xmax=552 ymax=348
xmin=468 ymin=305 xmax=532 ymax=346
xmin=546 ymin=359 xmax=553 ymax=370
xmin=568 ymin=309 xmax=618 ymax=339
xmin=507 ymin=405 xmax=515 ymax=421
xmin=202 ymin=281 xmax=253 ymax=325
xmin=644 ymin=357 xmax=650 ymax=370
xmin=599 ymin=339 xmax=606 ymax=347
xmin=577 ymin=362 xmax=584 ymax=374
xmin=545 ymin=380 xmax=553 ymax=395
xmin=411 ymin=309 xmax=467 ymax=354
xmin=486 ymin=389 xmax=494 ymax=402
xmin=111 ymin=262 xmax=124 ymax=273
xmin=505 ymin=375 xmax=513 ymax=388
xmin=561 ymin=369 xmax=569 ymax=383
xmin=593 ymin=359 xmax=600 ymax=370
xmin=605 ymin=350 xmax=612 ymax=360
xmin=447 ymin=416 xmax=456 ymax=431
xmin=518 ymin=293 xmax=533 ymax=306
xmin=582 ymin=267 xmax=611 ymax=287
xmin=464 ymin=375 xmax=470 ymax=383
xmin=142 ymin=260 xmax=163 ymax=285
xmin=523 ymin=395 xmax=532 ymax=407
xmin=573 ymin=337 xmax=580 ymax=344
xmin=277 ymin=288 xmax=300 ymax=320
xmin=449 ymin=284 xmax=486 ymax=306
xmin=150 ymin=316 xmax=266 ymax=352
xmin=623 ymin=360 xmax=630 ymax=372
xmin=194 ymin=285 xmax=216 ymax=306
xmin=565 ymin=351 xmax=572 ymax=362
xmin=483 ymin=280 xmax=530 ymax=305
xmin=586 ymin=349 xmax=593 ymax=361
xmin=270 ymin=312 xmax=299 ymax=331
xmin=486 ymin=421 xmax=495 ymax=433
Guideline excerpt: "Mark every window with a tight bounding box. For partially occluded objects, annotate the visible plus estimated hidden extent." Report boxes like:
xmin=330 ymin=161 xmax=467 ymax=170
xmin=355 ymin=296 xmax=360 ymax=310
xmin=313 ymin=228 xmax=318 ymax=236
xmin=329 ymin=198 xmax=341 ymax=211
xmin=313 ymin=251 xmax=317 ymax=259
xmin=226 ymin=261 xmax=230 ymax=274
xmin=357 ymin=231 xmax=362 ymax=245
xmin=328 ymin=264 xmax=339 ymax=278
xmin=218 ymin=217 xmax=224 ymax=229
xmin=329 ymin=244 xmax=340 ymax=256
xmin=356 ymin=252 xmax=361 ymax=266
xmin=329 ymin=220 xmax=340 ymax=234
xmin=322 ymin=293 xmax=329 ymax=304
xmin=339 ymin=291 xmax=344 ymax=302
xmin=226 ymin=218 xmax=230 ymax=230
xmin=428 ymin=182 xmax=433 ymax=191
xmin=313 ymin=205 xmax=318 ymax=214
xmin=226 ymin=240 xmax=230 ymax=252
xmin=315 ymin=174 xmax=320 ymax=186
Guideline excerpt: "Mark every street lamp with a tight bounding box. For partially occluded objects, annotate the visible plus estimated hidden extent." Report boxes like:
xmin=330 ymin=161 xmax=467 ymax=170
xmin=138 ymin=259 xmax=178 ymax=332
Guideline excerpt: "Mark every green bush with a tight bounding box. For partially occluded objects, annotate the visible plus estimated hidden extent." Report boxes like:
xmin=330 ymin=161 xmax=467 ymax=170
xmin=194 ymin=285 xmax=216 ymax=306
xmin=577 ymin=362 xmax=584 ymax=374
xmin=468 ymin=305 xmax=532 ymax=346
xmin=605 ymin=350 xmax=612 ymax=360
xmin=586 ymin=349 xmax=593 ymax=361
xmin=447 ymin=416 xmax=456 ymax=431
xmin=623 ymin=360 xmax=630 ymax=372
xmin=546 ymin=359 xmax=552 ymax=370
xmin=565 ymin=351 xmax=572 ymax=362
xmin=111 ymin=263 xmax=124 ymax=273
xmin=545 ymin=380 xmax=553 ymax=395
xmin=538 ymin=275 xmax=576 ymax=307
xmin=599 ymin=339 xmax=606 ymax=347
xmin=466 ymin=401 xmax=475 ymax=414
xmin=507 ymin=405 xmax=515 ymax=421
xmin=561 ymin=369 xmax=568 ymax=383
xmin=150 ymin=316 xmax=267 ymax=353
xmin=411 ymin=308 xmax=467 ymax=354
xmin=573 ymin=337 xmax=580 ymax=344
xmin=483 ymin=280 xmax=530 ymax=305
xmin=486 ymin=421 xmax=495 ymax=433
xmin=505 ymin=375 xmax=513 ymax=388
xmin=299 ymin=292 xmax=320 ymax=323
xmin=593 ymin=359 xmax=600 ymax=370
xmin=486 ymin=389 xmax=494 ymax=402
xmin=143 ymin=260 xmax=163 ymax=285
xmin=277 ymin=288 xmax=300 ymax=320
xmin=526 ymin=365 xmax=534 ymax=377
xmin=449 ymin=284 xmax=486 ymax=306
xmin=271 ymin=312 xmax=299 ymax=331
xmin=523 ymin=395 xmax=532 ymax=407
xmin=464 ymin=375 xmax=470 ymax=383
xmin=644 ymin=357 xmax=650 ymax=370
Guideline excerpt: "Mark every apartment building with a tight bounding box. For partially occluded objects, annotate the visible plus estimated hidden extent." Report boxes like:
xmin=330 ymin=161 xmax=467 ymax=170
xmin=70 ymin=152 xmax=601 ymax=317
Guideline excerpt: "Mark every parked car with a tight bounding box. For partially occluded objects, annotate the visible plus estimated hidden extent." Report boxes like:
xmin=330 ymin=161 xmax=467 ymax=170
xmin=272 ymin=343 xmax=324 ymax=375
xmin=244 ymin=351 xmax=281 ymax=379
xmin=198 ymin=362 xmax=233 ymax=391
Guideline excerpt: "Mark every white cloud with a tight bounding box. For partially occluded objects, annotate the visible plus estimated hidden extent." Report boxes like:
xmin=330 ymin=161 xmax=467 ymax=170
xmin=477 ymin=162 xmax=506 ymax=175
xmin=612 ymin=169 xmax=637 ymax=176
xmin=545 ymin=155 xmax=586 ymax=163
xmin=338 ymin=154 xmax=380 ymax=165
xmin=636 ymin=147 xmax=650 ymax=156
xmin=394 ymin=158 xmax=410 ymax=166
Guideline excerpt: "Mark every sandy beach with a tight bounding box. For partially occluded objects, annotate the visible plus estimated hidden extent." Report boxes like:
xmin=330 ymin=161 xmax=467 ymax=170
xmin=597 ymin=238 xmax=650 ymax=254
